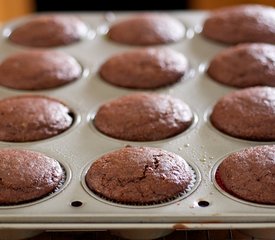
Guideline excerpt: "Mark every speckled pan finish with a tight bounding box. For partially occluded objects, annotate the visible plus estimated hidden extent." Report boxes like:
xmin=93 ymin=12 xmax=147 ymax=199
xmin=0 ymin=11 xmax=274 ymax=236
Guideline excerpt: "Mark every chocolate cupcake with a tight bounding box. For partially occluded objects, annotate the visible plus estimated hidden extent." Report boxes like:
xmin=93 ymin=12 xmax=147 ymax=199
xmin=85 ymin=146 xmax=194 ymax=205
xmin=107 ymin=13 xmax=185 ymax=46
xmin=201 ymin=4 xmax=275 ymax=44
xmin=99 ymin=47 xmax=188 ymax=89
xmin=210 ymin=86 xmax=275 ymax=141
xmin=0 ymin=95 xmax=73 ymax=142
xmin=9 ymin=15 xmax=88 ymax=47
xmin=0 ymin=148 xmax=64 ymax=205
xmin=216 ymin=145 xmax=275 ymax=204
xmin=0 ymin=50 xmax=82 ymax=90
xmin=94 ymin=92 xmax=193 ymax=141
xmin=207 ymin=43 xmax=275 ymax=88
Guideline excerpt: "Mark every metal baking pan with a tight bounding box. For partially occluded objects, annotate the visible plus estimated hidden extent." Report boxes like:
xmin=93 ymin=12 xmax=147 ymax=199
xmin=0 ymin=10 xmax=274 ymax=240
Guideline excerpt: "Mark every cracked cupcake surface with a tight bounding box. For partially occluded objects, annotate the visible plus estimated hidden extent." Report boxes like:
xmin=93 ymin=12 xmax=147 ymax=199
xmin=85 ymin=146 xmax=193 ymax=204
xmin=0 ymin=149 xmax=64 ymax=205
xmin=94 ymin=92 xmax=193 ymax=141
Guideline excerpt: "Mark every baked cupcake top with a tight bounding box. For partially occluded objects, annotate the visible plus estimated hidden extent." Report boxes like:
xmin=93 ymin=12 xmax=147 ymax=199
xmin=201 ymin=4 xmax=275 ymax=44
xmin=107 ymin=13 xmax=185 ymax=46
xmin=217 ymin=145 xmax=275 ymax=204
xmin=0 ymin=50 xmax=82 ymax=90
xmin=0 ymin=148 xmax=64 ymax=205
xmin=207 ymin=43 xmax=275 ymax=88
xmin=99 ymin=47 xmax=188 ymax=89
xmin=0 ymin=95 xmax=73 ymax=142
xmin=94 ymin=92 xmax=193 ymax=141
xmin=85 ymin=146 xmax=193 ymax=204
xmin=210 ymin=86 xmax=275 ymax=141
xmin=9 ymin=15 xmax=88 ymax=47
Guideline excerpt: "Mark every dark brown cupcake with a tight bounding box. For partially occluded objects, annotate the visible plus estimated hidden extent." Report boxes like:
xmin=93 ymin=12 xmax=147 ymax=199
xmin=107 ymin=13 xmax=185 ymax=46
xmin=207 ymin=43 xmax=275 ymax=88
xmin=202 ymin=4 xmax=275 ymax=44
xmin=0 ymin=50 xmax=82 ymax=90
xmin=0 ymin=95 xmax=73 ymax=142
xmin=85 ymin=146 xmax=194 ymax=204
xmin=216 ymin=145 xmax=275 ymax=204
xmin=9 ymin=15 xmax=88 ymax=47
xmin=210 ymin=86 xmax=275 ymax=141
xmin=99 ymin=47 xmax=188 ymax=89
xmin=94 ymin=93 xmax=193 ymax=141
xmin=0 ymin=148 xmax=64 ymax=205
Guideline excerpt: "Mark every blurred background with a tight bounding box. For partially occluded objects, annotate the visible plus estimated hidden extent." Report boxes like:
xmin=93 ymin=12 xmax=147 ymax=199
xmin=0 ymin=0 xmax=275 ymax=23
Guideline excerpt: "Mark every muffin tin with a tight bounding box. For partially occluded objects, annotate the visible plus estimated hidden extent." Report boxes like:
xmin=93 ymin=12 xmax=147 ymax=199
xmin=0 ymin=10 xmax=274 ymax=240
